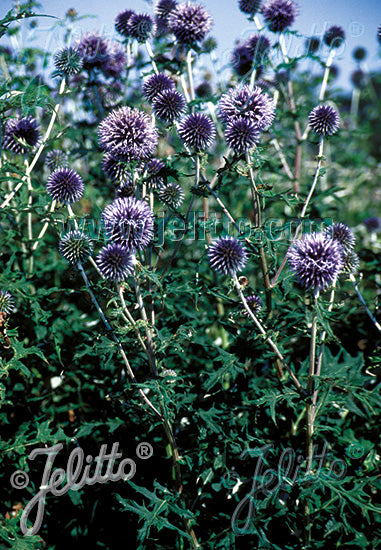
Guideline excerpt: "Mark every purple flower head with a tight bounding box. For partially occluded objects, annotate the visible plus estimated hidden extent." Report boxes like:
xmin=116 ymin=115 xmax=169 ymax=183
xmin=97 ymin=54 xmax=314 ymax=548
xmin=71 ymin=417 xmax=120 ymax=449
xmin=287 ymin=232 xmax=344 ymax=292
xmin=59 ymin=230 xmax=93 ymax=264
xmin=177 ymin=112 xmax=216 ymax=151
xmin=115 ymin=178 xmax=135 ymax=198
xmin=146 ymin=158 xmax=166 ymax=188
xmin=242 ymin=294 xmax=262 ymax=315
xmin=115 ymin=10 xmax=135 ymax=37
xmin=0 ymin=290 xmax=14 ymax=315
xmin=98 ymin=106 xmax=158 ymax=162
xmin=342 ymin=251 xmax=360 ymax=274
xmin=324 ymin=223 xmax=355 ymax=253
xmin=45 ymin=149 xmax=69 ymax=171
xmin=262 ymin=0 xmax=298 ymax=32
xmin=155 ymin=0 xmax=177 ymax=20
xmin=3 ymin=116 xmax=40 ymax=154
xmin=142 ymin=72 xmax=176 ymax=102
xmin=153 ymin=89 xmax=186 ymax=123
xmin=208 ymin=236 xmax=248 ymax=276
xmin=305 ymin=36 xmax=320 ymax=54
xmin=168 ymin=2 xmax=213 ymax=46
xmin=76 ymin=32 xmax=110 ymax=71
xmin=154 ymin=16 xmax=170 ymax=37
xmin=231 ymin=43 xmax=254 ymax=76
xmin=102 ymin=197 xmax=154 ymax=250
xmin=102 ymin=43 xmax=127 ymax=77
xmin=324 ymin=25 xmax=345 ymax=48
xmin=96 ymin=242 xmax=135 ymax=281
xmin=239 ymin=0 xmax=262 ymax=15
xmin=225 ymin=117 xmax=260 ymax=154
xmin=309 ymin=104 xmax=340 ymax=136
xmin=363 ymin=217 xmax=381 ymax=232
xmin=158 ymin=182 xmax=184 ymax=209
xmin=46 ymin=168 xmax=84 ymax=204
xmin=54 ymin=47 xmax=83 ymax=76
xmin=352 ymin=46 xmax=367 ymax=61
xmin=246 ymin=34 xmax=271 ymax=63
xmin=127 ymin=13 xmax=155 ymax=42
xmin=195 ymin=81 xmax=213 ymax=98
xmin=102 ymin=153 xmax=132 ymax=183
xmin=218 ymin=85 xmax=275 ymax=130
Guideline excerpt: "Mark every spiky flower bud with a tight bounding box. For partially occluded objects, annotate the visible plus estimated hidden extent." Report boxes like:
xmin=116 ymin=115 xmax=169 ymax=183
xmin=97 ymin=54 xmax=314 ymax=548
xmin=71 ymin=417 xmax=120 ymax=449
xmin=208 ymin=236 xmax=248 ymax=275
xmin=96 ymin=243 xmax=135 ymax=281
xmin=158 ymin=182 xmax=184 ymax=209
xmin=177 ymin=112 xmax=216 ymax=151
xmin=45 ymin=149 xmax=69 ymax=171
xmin=59 ymin=230 xmax=93 ymax=264
xmin=153 ymin=89 xmax=186 ymax=123
xmin=308 ymin=104 xmax=340 ymax=136
xmin=46 ymin=168 xmax=84 ymax=204
xmin=54 ymin=47 xmax=83 ymax=76
xmin=0 ymin=290 xmax=14 ymax=314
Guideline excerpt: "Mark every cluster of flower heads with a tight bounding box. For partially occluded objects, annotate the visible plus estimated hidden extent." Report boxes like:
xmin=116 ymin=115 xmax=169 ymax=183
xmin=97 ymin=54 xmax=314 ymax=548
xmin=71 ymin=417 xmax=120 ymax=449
xmin=74 ymin=32 xmax=127 ymax=77
xmin=142 ymin=73 xmax=186 ymax=123
xmin=3 ymin=116 xmax=40 ymax=155
xmin=217 ymin=85 xmax=276 ymax=153
xmin=287 ymin=223 xmax=359 ymax=292
xmin=115 ymin=10 xmax=156 ymax=42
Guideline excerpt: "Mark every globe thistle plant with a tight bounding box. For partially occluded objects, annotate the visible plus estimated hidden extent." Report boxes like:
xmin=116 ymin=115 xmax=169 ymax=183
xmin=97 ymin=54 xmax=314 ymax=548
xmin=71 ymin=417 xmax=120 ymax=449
xmin=3 ymin=116 xmax=40 ymax=155
xmin=238 ymin=0 xmax=262 ymax=15
xmin=115 ymin=178 xmax=135 ymax=198
xmin=363 ymin=217 xmax=381 ymax=232
xmin=352 ymin=46 xmax=367 ymax=61
xmin=225 ymin=117 xmax=260 ymax=154
xmin=45 ymin=149 xmax=69 ymax=171
xmin=342 ymin=251 xmax=360 ymax=274
xmin=218 ymin=85 xmax=275 ymax=130
xmin=146 ymin=159 xmax=166 ymax=188
xmin=287 ymin=232 xmax=344 ymax=292
xmin=155 ymin=0 xmax=177 ymax=20
xmin=208 ymin=236 xmax=248 ymax=276
xmin=102 ymin=197 xmax=154 ymax=250
xmin=54 ymin=47 xmax=83 ymax=76
xmin=102 ymin=153 xmax=132 ymax=183
xmin=76 ymin=32 xmax=110 ymax=71
xmin=59 ymin=230 xmax=93 ymax=264
xmin=231 ymin=43 xmax=254 ymax=76
xmin=262 ymin=0 xmax=298 ymax=32
xmin=102 ymin=44 xmax=127 ymax=77
xmin=324 ymin=223 xmax=355 ymax=253
xmin=324 ymin=25 xmax=345 ymax=48
xmin=177 ymin=112 xmax=216 ymax=151
xmin=46 ymin=168 xmax=84 ymax=204
xmin=152 ymin=89 xmax=186 ymax=123
xmin=305 ymin=36 xmax=320 ymax=54
xmin=246 ymin=34 xmax=271 ymax=62
xmin=168 ymin=2 xmax=213 ymax=46
xmin=115 ymin=9 xmax=135 ymax=37
xmin=309 ymin=104 xmax=340 ymax=136
xmin=96 ymin=243 xmax=135 ymax=281
xmin=142 ymin=72 xmax=176 ymax=102
xmin=0 ymin=290 xmax=15 ymax=315
xmin=127 ymin=13 xmax=155 ymax=42
xmin=98 ymin=106 xmax=158 ymax=162
xmin=158 ymin=182 xmax=184 ymax=209
xmin=242 ymin=294 xmax=262 ymax=315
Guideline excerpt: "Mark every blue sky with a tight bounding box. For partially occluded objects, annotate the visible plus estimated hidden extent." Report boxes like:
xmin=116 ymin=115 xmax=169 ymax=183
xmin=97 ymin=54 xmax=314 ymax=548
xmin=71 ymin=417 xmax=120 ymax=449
xmin=2 ymin=0 xmax=380 ymax=89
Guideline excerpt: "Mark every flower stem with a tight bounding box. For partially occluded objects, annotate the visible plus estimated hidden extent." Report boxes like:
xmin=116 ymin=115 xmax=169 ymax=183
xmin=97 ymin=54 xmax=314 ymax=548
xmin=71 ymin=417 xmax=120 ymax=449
xmin=306 ymin=292 xmax=319 ymax=472
xmin=319 ymin=48 xmax=335 ymax=101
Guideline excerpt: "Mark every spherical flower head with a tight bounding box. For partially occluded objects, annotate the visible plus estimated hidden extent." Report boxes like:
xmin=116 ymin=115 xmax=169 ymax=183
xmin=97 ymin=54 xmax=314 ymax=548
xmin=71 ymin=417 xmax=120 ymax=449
xmin=153 ymin=89 xmax=186 ymax=123
xmin=168 ymin=2 xmax=213 ymax=46
xmin=324 ymin=25 xmax=345 ymax=48
xmin=96 ymin=243 xmax=135 ymax=281
xmin=76 ymin=32 xmax=110 ymax=71
xmin=98 ymin=106 xmax=158 ymax=162
xmin=239 ymin=0 xmax=262 ymax=15
xmin=142 ymin=72 xmax=176 ymax=102
xmin=352 ymin=46 xmax=367 ymax=61
xmin=231 ymin=43 xmax=253 ymax=76
xmin=59 ymin=230 xmax=93 ymax=264
xmin=127 ymin=13 xmax=155 ymax=42
xmin=309 ymin=104 xmax=340 ymax=136
xmin=115 ymin=178 xmax=135 ymax=198
xmin=177 ymin=112 xmax=216 ymax=151
xmin=102 ymin=196 xmax=154 ymax=250
xmin=262 ymin=0 xmax=298 ymax=32
xmin=342 ymin=251 xmax=360 ymax=274
xmin=155 ymin=0 xmax=177 ymax=20
xmin=225 ymin=117 xmax=260 ymax=154
xmin=146 ymin=158 xmax=166 ymax=188
xmin=45 ymin=149 xmax=69 ymax=171
xmin=287 ymin=232 xmax=344 ymax=292
xmin=363 ymin=217 xmax=381 ymax=232
xmin=102 ymin=153 xmax=132 ymax=183
xmin=102 ymin=44 xmax=127 ymax=77
xmin=208 ymin=236 xmax=248 ymax=276
xmin=218 ymin=85 xmax=275 ymax=130
xmin=115 ymin=9 xmax=135 ymax=37
xmin=158 ymin=182 xmax=184 ymax=209
xmin=195 ymin=81 xmax=213 ymax=98
xmin=246 ymin=34 xmax=271 ymax=63
xmin=0 ymin=290 xmax=14 ymax=315
xmin=3 ymin=116 xmax=40 ymax=155
xmin=324 ymin=223 xmax=355 ymax=253
xmin=46 ymin=168 xmax=84 ymax=204
xmin=305 ymin=36 xmax=320 ymax=54
xmin=54 ymin=47 xmax=83 ymax=76
xmin=242 ymin=294 xmax=262 ymax=315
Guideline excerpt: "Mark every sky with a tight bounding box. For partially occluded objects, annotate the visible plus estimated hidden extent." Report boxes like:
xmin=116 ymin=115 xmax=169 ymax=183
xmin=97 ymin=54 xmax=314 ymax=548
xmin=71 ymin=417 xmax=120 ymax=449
xmin=1 ymin=0 xmax=380 ymax=89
